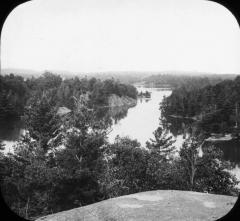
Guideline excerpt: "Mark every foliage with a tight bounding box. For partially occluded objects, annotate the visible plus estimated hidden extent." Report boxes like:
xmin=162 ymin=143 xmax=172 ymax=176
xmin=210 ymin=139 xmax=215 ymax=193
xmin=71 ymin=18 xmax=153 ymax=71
xmin=48 ymin=96 xmax=107 ymax=211
xmin=144 ymin=127 xmax=180 ymax=190
xmin=0 ymin=141 xmax=6 ymax=183
xmin=161 ymin=76 xmax=240 ymax=134
xmin=90 ymin=79 xmax=137 ymax=107
xmin=0 ymin=72 xmax=137 ymax=122
xmin=146 ymin=127 xmax=175 ymax=159
xmin=178 ymin=136 xmax=239 ymax=194
xmin=55 ymin=77 xmax=137 ymax=109
xmin=1 ymin=72 xmax=239 ymax=220
xmin=0 ymin=74 xmax=28 ymax=119
xmin=143 ymin=74 xmax=224 ymax=89
xmin=24 ymin=92 xmax=60 ymax=151
xmin=0 ymin=135 xmax=57 ymax=219
xmin=101 ymin=136 xmax=149 ymax=197
xmin=0 ymin=94 xmax=108 ymax=219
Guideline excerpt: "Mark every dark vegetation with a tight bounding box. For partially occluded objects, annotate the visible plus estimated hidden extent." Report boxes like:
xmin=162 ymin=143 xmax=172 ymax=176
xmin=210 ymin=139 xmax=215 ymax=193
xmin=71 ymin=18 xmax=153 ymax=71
xmin=0 ymin=72 xmax=239 ymax=220
xmin=0 ymin=73 xmax=138 ymax=120
xmin=0 ymin=74 xmax=28 ymax=119
xmin=143 ymin=73 xmax=231 ymax=89
xmin=161 ymin=76 xmax=240 ymax=135
xmin=138 ymin=90 xmax=151 ymax=98
xmin=1 ymin=69 xmax=149 ymax=84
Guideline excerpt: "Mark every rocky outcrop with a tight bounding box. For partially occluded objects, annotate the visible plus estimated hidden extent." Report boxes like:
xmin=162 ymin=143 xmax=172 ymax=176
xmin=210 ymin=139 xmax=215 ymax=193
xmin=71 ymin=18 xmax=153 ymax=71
xmin=108 ymin=94 xmax=137 ymax=108
xmin=36 ymin=190 xmax=237 ymax=221
xmin=56 ymin=107 xmax=71 ymax=116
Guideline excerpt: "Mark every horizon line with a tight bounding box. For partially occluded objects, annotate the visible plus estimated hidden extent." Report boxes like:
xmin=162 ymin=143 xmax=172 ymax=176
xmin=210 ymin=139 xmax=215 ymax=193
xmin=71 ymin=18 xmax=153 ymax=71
xmin=1 ymin=67 xmax=239 ymax=76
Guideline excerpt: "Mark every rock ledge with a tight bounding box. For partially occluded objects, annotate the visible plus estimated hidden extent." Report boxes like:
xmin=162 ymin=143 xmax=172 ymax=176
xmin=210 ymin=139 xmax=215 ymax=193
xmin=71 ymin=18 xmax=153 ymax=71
xmin=36 ymin=190 xmax=237 ymax=221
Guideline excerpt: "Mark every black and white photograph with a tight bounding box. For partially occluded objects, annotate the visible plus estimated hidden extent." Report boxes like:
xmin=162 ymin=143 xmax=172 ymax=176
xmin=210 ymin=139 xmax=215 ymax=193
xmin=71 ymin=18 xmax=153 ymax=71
xmin=0 ymin=0 xmax=240 ymax=220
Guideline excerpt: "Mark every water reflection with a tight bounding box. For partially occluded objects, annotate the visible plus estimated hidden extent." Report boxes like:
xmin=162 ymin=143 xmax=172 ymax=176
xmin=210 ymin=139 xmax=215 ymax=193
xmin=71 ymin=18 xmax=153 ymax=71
xmin=94 ymin=105 xmax=129 ymax=126
xmin=161 ymin=116 xmax=194 ymax=137
xmin=1 ymin=87 xmax=240 ymax=184
xmin=0 ymin=105 xmax=130 ymax=152
xmin=108 ymin=87 xmax=172 ymax=145
xmin=161 ymin=108 xmax=240 ymax=185
xmin=204 ymin=139 xmax=240 ymax=167
xmin=0 ymin=119 xmax=24 ymax=141
xmin=0 ymin=119 xmax=25 ymax=153
xmin=161 ymin=112 xmax=240 ymax=169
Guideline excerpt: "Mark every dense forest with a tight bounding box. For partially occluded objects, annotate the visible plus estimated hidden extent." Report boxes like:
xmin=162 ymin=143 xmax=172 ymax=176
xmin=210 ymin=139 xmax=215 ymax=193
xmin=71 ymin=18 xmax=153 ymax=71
xmin=0 ymin=73 xmax=239 ymax=220
xmin=161 ymin=76 xmax=240 ymax=135
xmin=0 ymin=74 xmax=28 ymax=119
xmin=143 ymin=73 xmax=235 ymax=90
xmin=1 ymin=69 xmax=150 ymax=85
xmin=0 ymin=73 xmax=138 ymax=120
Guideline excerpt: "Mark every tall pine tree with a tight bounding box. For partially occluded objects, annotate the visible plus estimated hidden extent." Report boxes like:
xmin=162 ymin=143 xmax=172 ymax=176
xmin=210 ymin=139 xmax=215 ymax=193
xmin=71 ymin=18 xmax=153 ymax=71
xmin=146 ymin=127 xmax=175 ymax=159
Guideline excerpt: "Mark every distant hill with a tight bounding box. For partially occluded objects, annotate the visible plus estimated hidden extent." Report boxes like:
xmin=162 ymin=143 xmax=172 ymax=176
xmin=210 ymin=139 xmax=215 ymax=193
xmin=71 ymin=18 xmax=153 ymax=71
xmin=76 ymin=71 xmax=152 ymax=84
xmin=1 ymin=68 xmax=238 ymax=84
xmin=1 ymin=68 xmax=43 ymax=78
xmin=143 ymin=71 xmax=238 ymax=81
xmin=0 ymin=69 xmax=152 ymax=83
xmin=142 ymin=72 xmax=238 ymax=89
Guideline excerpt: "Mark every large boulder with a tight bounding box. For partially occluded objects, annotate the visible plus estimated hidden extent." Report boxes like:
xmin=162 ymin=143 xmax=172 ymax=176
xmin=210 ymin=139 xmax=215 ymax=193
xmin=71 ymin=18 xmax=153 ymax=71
xmin=36 ymin=190 xmax=237 ymax=221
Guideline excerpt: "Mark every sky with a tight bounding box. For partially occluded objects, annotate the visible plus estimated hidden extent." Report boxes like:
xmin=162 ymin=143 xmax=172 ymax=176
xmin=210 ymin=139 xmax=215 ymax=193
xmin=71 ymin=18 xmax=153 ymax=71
xmin=1 ymin=0 xmax=240 ymax=74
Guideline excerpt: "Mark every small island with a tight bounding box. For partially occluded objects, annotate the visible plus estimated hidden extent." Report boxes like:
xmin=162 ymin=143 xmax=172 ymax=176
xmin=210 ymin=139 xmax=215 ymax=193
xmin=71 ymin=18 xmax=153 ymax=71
xmin=138 ymin=90 xmax=151 ymax=98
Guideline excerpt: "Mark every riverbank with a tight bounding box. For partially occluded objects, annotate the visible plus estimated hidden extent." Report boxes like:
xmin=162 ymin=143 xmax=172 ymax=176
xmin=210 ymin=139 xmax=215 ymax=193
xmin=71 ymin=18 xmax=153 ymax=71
xmin=205 ymin=134 xmax=234 ymax=142
xmin=108 ymin=94 xmax=137 ymax=108
xmin=168 ymin=114 xmax=197 ymax=120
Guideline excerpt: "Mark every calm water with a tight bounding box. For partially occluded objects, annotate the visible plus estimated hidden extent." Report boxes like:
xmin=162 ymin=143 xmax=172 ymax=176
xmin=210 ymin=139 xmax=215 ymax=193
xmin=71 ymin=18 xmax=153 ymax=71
xmin=1 ymin=87 xmax=240 ymax=184
xmin=107 ymin=86 xmax=240 ymax=184
xmin=0 ymin=119 xmax=25 ymax=154
xmin=108 ymin=87 xmax=173 ymax=146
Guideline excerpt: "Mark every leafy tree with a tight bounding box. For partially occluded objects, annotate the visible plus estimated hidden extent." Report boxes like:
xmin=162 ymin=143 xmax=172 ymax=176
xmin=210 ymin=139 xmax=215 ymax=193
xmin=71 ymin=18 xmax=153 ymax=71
xmin=35 ymin=72 xmax=62 ymax=91
xmin=178 ymin=136 xmax=239 ymax=194
xmin=102 ymin=136 xmax=148 ymax=196
xmin=178 ymin=137 xmax=202 ymax=190
xmin=46 ymin=95 xmax=107 ymax=211
xmin=1 ymin=134 xmax=60 ymax=219
xmin=195 ymin=145 xmax=239 ymax=195
xmin=0 ymin=94 xmax=108 ymax=219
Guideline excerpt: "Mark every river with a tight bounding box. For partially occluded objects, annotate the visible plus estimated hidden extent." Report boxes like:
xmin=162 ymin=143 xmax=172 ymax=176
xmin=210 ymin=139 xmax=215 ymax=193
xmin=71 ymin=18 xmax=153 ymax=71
xmin=1 ymin=86 xmax=240 ymax=185
xmin=108 ymin=87 xmax=172 ymax=145
xmin=107 ymin=86 xmax=240 ymax=185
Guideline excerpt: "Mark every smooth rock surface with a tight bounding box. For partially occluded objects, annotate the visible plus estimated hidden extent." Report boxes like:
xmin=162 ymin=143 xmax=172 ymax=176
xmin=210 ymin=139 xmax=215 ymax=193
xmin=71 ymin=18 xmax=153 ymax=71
xmin=108 ymin=94 xmax=137 ymax=107
xmin=36 ymin=190 xmax=237 ymax=221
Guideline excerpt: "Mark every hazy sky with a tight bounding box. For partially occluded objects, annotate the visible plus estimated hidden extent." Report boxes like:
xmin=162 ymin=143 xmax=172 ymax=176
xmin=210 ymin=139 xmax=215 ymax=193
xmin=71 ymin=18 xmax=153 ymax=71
xmin=1 ymin=0 xmax=240 ymax=74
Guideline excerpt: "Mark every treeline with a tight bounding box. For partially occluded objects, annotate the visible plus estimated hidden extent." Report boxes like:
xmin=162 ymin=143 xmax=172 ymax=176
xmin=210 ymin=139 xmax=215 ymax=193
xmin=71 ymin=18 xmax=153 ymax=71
xmin=0 ymin=93 xmax=238 ymax=219
xmin=0 ymin=73 xmax=138 ymax=119
xmin=0 ymin=74 xmax=28 ymax=119
xmin=161 ymin=76 xmax=240 ymax=134
xmin=143 ymin=74 xmax=227 ymax=90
